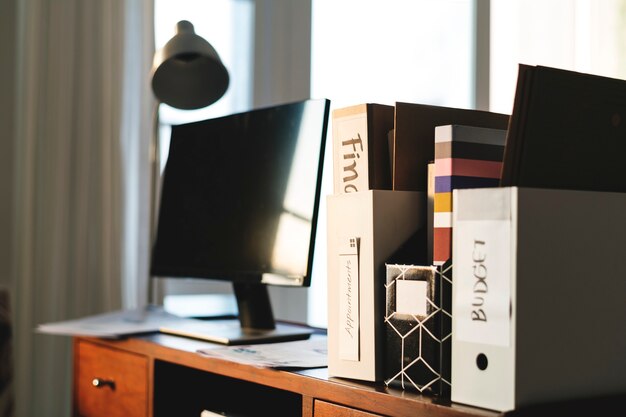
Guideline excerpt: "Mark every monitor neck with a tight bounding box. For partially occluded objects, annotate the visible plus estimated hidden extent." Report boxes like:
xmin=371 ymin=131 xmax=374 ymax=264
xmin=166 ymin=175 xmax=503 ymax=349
xmin=233 ymin=281 xmax=275 ymax=330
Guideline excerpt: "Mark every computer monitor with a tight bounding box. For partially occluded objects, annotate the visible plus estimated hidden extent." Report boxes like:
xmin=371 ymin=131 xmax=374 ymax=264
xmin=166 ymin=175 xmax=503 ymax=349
xmin=150 ymin=98 xmax=330 ymax=344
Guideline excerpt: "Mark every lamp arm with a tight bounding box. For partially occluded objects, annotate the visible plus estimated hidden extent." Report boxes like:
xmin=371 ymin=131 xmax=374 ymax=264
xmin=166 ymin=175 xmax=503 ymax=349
xmin=150 ymin=101 xmax=161 ymax=244
xmin=148 ymin=101 xmax=161 ymax=305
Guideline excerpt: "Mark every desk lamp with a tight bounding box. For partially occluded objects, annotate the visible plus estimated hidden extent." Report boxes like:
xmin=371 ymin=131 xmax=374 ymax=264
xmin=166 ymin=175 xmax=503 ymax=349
xmin=149 ymin=20 xmax=229 ymax=300
xmin=152 ymin=20 xmax=229 ymax=110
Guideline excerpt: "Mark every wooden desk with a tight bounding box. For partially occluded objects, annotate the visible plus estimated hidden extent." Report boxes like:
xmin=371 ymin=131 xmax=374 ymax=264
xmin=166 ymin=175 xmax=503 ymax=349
xmin=72 ymin=333 xmax=624 ymax=417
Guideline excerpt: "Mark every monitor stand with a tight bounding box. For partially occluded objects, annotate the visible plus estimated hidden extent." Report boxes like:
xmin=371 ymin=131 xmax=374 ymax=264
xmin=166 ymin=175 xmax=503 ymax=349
xmin=159 ymin=282 xmax=314 ymax=345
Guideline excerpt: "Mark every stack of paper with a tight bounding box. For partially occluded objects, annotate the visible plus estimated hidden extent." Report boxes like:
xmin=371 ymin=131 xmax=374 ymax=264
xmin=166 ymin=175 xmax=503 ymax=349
xmin=36 ymin=306 xmax=188 ymax=338
xmin=198 ymin=336 xmax=327 ymax=369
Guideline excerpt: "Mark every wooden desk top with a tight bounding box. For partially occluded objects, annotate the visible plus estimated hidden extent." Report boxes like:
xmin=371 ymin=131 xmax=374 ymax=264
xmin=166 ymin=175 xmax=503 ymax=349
xmin=75 ymin=333 xmax=626 ymax=417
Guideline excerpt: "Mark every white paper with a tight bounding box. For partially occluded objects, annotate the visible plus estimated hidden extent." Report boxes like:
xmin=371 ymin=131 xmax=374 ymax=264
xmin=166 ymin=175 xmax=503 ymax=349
xmin=454 ymin=219 xmax=511 ymax=347
xmin=338 ymin=236 xmax=360 ymax=361
xmin=36 ymin=306 xmax=187 ymax=338
xmin=396 ymin=280 xmax=428 ymax=317
xmin=200 ymin=410 xmax=225 ymax=417
xmin=197 ymin=336 xmax=327 ymax=369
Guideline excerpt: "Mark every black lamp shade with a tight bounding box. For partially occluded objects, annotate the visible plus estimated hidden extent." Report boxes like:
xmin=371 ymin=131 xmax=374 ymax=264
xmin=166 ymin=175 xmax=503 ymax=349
xmin=151 ymin=20 xmax=229 ymax=110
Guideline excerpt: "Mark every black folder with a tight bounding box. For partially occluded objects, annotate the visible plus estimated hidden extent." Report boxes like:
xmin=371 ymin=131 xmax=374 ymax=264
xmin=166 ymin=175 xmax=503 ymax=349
xmin=501 ymin=65 xmax=626 ymax=193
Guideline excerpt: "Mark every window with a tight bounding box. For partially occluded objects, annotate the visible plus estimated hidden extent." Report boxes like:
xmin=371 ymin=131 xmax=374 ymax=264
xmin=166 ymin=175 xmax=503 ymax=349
xmin=311 ymin=0 xmax=475 ymax=111
xmin=154 ymin=0 xmax=254 ymax=312
xmin=155 ymin=0 xmax=254 ymax=168
xmin=309 ymin=0 xmax=476 ymax=328
xmin=155 ymin=0 xmax=254 ymax=124
xmin=490 ymin=0 xmax=626 ymax=114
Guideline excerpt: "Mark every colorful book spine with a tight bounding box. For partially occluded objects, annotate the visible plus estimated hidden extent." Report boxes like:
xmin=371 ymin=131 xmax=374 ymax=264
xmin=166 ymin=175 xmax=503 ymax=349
xmin=433 ymin=125 xmax=506 ymax=265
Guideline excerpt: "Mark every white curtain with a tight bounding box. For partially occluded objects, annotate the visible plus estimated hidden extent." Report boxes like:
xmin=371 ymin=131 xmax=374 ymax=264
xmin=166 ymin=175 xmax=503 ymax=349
xmin=12 ymin=1 xmax=154 ymax=416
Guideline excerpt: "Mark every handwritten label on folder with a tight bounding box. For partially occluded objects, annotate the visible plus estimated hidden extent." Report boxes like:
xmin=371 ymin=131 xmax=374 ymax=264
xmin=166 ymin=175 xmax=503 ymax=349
xmin=339 ymin=236 xmax=360 ymax=361
xmin=455 ymin=220 xmax=511 ymax=347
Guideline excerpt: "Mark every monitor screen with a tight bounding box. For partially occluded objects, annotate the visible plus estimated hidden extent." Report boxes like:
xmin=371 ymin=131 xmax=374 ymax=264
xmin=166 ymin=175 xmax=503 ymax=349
xmin=150 ymin=99 xmax=330 ymax=288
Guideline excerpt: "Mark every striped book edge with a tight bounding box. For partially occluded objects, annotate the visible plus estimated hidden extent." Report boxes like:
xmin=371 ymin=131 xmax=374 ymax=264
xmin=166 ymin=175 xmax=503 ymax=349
xmin=433 ymin=125 xmax=507 ymax=265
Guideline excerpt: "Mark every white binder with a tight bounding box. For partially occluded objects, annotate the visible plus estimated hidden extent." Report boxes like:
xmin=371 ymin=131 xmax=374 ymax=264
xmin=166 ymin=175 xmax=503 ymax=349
xmin=452 ymin=187 xmax=626 ymax=412
xmin=327 ymin=190 xmax=424 ymax=381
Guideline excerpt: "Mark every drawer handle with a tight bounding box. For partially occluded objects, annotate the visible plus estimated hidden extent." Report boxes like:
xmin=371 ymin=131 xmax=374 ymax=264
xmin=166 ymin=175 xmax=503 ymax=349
xmin=92 ymin=378 xmax=116 ymax=390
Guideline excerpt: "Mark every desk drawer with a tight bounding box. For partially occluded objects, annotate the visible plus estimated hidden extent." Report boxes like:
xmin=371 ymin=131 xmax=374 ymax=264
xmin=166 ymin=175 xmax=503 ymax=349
xmin=74 ymin=340 xmax=148 ymax=417
xmin=314 ymin=400 xmax=383 ymax=417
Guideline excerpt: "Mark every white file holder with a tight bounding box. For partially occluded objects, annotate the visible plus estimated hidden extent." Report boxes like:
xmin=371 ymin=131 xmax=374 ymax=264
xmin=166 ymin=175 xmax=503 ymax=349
xmin=452 ymin=187 xmax=626 ymax=412
xmin=327 ymin=190 xmax=425 ymax=381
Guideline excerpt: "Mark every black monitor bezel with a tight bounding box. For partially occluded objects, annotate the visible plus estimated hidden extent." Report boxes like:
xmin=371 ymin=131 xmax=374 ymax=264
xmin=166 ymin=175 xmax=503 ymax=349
xmin=149 ymin=98 xmax=331 ymax=288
